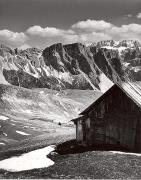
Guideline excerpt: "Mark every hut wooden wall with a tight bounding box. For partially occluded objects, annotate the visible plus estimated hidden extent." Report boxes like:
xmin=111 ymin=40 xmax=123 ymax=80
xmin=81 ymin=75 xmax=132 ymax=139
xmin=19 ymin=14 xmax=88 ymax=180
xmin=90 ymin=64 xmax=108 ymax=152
xmin=76 ymin=116 xmax=91 ymax=143
xmin=76 ymin=120 xmax=83 ymax=142
xmin=77 ymin=85 xmax=141 ymax=152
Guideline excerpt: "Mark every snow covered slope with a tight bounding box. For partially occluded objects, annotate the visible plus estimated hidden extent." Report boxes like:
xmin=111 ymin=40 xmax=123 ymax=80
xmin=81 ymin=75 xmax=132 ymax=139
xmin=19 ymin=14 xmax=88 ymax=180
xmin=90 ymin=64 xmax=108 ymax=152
xmin=1 ymin=40 xmax=141 ymax=91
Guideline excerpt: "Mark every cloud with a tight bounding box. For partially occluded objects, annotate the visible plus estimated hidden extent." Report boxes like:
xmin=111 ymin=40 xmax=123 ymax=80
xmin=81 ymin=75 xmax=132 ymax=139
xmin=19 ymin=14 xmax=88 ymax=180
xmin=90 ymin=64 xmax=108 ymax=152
xmin=71 ymin=20 xmax=141 ymax=43
xmin=108 ymin=24 xmax=141 ymax=41
xmin=70 ymin=19 xmax=141 ymax=43
xmin=19 ymin=44 xmax=31 ymax=50
xmin=72 ymin=32 xmax=111 ymax=44
xmin=1 ymin=19 xmax=141 ymax=49
xmin=124 ymin=14 xmax=133 ymax=19
xmin=26 ymin=25 xmax=77 ymax=48
xmin=126 ymin=14 xmax=133 ymax=18
xmin=0 ymin=29 xmax=27 ymax=47
xmin=26 ymin=25 xmax=74 ymax=37
xmin=136 ymin=13 xmax=141 ymax=19
xmin=71 ymin=19 xmax=113 ymax=32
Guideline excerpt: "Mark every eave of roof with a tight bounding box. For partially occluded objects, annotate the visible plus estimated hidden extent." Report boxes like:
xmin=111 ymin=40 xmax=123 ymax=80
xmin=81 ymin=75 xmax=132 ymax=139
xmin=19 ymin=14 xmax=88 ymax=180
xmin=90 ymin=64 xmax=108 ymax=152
xmin=71 ymin=115 xmax=84 ymax=122
xmin=80 ymin=82 xmax=141 ymax=115
xmin=80 ymin=84 xmax=116 ymax=115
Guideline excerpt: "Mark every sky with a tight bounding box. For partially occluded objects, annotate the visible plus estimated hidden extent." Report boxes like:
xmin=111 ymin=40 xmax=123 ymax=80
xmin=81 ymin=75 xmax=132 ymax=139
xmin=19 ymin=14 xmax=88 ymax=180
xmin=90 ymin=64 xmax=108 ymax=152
xmin=0 ymin=0 xmax=141 ymax=49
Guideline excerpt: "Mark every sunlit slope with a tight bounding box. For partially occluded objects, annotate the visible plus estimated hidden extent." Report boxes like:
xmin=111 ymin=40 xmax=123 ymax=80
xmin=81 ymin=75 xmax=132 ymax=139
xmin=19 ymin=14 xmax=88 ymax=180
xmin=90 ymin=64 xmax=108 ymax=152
xmin=0 ymin=84 xmax=102 ymax=123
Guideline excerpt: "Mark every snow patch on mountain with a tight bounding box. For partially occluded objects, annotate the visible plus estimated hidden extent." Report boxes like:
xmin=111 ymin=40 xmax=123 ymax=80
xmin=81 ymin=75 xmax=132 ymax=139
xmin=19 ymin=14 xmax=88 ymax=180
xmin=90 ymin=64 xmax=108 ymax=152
xmin=99 ymin=73 xmax=113 ymax=93
xmin=0 ymin=116 xmax=9 ymax=121
xmin=3 ymin=133 xmax=7 ymax=136
xmin=123 ymin=62 xmax=130 ymax=67
xmin=0 ymin=142 xmax=5 ymax=145
xmin=16 ymin=131 xmax=30 ymax=136
xmin=101 ymin=46 xmax=128 ymax=55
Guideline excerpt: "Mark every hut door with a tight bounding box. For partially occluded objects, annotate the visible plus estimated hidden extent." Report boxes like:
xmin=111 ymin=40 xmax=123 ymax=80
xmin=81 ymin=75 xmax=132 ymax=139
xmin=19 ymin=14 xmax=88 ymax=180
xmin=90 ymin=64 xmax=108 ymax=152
xmin=82 ymin=121 xmax=86 ymax=142
xmin=94 ymin=117 xmax=105 ymax=143
xmin=134 ymin=118 xmax=141 ymax=152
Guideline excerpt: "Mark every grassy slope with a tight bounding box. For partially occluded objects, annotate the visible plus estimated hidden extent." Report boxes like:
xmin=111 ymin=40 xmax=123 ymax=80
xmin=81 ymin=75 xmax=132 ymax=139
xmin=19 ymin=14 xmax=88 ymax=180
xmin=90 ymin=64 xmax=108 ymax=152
xmin=0 ymin=84 xmax=101 ymax=149
xmin=0 ymin=84 xmax=107 ymax=179
xmin=0 ymin=84 xmax=102 ymax=123
xmin=0 ymin=84 xmax=140 ymax=179
xmin=0 ymin=84 xmax=101 ymax=153
xmin=1 ymin=149 xmax=141 ymax=179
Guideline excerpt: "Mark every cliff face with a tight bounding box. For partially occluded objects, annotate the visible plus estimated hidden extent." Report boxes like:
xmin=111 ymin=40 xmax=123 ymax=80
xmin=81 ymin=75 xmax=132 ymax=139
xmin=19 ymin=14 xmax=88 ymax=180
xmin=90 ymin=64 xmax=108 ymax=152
xmin=0 ymin=40 xmax=141 ymax=92
xmin=90 ymin=47 xmax=123 ymax=82
xmin=92 ymin=40 xmax=141 ymax=82
xmin=42 ymin=43 xmax=112 ymax=91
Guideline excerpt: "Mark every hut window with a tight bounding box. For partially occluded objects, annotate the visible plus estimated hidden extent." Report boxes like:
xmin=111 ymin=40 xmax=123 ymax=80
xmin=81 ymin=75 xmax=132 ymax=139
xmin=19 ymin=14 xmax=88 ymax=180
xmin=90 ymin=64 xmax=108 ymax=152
xmin=97 ymin=107 xmax=104 ymax=118
xmin=86 ymin=117 xmax=90 ymax=128
xmin=97 ymin=114 xmax=103 ymax=118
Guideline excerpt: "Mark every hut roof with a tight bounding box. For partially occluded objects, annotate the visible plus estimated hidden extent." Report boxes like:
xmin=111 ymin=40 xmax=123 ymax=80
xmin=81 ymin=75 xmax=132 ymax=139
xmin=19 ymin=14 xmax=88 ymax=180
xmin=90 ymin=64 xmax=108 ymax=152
xmin=71 ymin=115 xmax=84 ymax=123
xmin=80 ymin=82 xmax=141 ymax=115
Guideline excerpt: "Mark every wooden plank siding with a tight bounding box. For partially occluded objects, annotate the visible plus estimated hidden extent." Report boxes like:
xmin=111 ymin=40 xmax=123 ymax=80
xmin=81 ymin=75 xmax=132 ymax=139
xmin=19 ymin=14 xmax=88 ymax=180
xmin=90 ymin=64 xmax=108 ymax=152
xmin=75 ymin=85 xmax=141 ymax=152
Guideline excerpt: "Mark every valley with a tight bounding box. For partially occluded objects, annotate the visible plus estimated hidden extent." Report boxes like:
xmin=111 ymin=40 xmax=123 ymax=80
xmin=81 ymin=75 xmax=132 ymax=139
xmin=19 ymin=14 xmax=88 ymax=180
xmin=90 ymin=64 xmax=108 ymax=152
xmin=1 ymin=0 xmax=141 ymax=178
xmin=0 ymin=83 xmax=101 ymax=151
xmin=0 ymin=40 xmax=141 ymax=178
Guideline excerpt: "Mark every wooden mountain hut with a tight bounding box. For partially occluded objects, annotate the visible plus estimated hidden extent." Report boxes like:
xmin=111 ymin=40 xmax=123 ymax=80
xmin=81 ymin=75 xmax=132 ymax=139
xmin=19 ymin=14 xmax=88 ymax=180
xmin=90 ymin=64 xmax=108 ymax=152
xmin=72 ymin=82 xmax=141 ymax=152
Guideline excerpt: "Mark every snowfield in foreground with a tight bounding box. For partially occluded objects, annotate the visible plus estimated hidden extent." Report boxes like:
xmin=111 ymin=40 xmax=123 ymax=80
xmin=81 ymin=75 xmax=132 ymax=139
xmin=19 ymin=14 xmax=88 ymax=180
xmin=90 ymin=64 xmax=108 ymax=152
xmin=110 ymin=151 xmax=141 ymax=156
xmin=0 ymin=146 xmax=55 ymax=172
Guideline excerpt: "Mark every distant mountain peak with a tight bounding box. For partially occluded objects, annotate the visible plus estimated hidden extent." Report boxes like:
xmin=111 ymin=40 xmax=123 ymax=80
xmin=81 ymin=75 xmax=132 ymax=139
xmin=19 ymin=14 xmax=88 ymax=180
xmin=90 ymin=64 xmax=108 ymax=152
xmin=0 ymin=40 xmax=141 ymax=91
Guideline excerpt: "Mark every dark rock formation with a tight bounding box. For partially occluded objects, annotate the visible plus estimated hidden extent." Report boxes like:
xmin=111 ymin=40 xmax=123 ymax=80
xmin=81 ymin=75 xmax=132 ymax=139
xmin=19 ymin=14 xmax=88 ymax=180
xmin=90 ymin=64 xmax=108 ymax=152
xmin=0 ymin=40 xmax=141 ymax=91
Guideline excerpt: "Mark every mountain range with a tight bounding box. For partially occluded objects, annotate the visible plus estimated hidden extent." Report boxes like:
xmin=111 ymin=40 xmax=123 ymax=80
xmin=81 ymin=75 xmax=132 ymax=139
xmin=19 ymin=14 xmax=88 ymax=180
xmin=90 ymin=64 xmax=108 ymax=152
xmin=0 ymin=40 xmax=141 ymax=93
xmin=0 ymin=40 xmax=141 ymax=147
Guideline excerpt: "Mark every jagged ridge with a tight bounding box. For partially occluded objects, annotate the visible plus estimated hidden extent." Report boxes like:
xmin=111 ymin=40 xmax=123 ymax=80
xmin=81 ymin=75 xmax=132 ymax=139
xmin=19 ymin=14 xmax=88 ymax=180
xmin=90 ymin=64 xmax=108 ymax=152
xmin=0 ymin=40 xmax=141 ymax=92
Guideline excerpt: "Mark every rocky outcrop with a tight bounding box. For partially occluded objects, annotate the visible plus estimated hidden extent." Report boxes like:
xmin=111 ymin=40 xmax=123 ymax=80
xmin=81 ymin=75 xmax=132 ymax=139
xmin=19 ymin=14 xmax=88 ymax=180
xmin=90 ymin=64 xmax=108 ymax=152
xmin=90 ymin=47 xmax=123 ymax=83
xmin=90 ymin=40 xmax=141 ymax=82
xmin=42 ymin=43 xmax=113 ymax=91
xmin=0 ymin=40 xmax=141 ymax=91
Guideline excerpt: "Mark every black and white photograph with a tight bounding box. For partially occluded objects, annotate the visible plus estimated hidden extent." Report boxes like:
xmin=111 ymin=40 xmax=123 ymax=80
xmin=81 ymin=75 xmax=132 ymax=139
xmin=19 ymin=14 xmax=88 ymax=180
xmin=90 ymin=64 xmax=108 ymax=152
xmin=0 ymin=0 xmax=141 ymax=179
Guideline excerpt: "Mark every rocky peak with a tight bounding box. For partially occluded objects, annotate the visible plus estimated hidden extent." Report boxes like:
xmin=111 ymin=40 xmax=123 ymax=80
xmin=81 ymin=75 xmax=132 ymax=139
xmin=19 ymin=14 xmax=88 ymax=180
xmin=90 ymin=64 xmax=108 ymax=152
xmin=0 ymin=44 xmax=15 ymax=56
xmin=96 ymin=40 xmax=115 ymax=47
xmin=90 ymin=40 xmax=141 ymax=49
xmin=119 ymin=40 xmax=141 ymax=48
xmin=1 ymin=40 xmax=141 ymax=91
xmin=63 ymin=43 xmax=86 ymax=54
xmin=42 ymin=43 xmax=65 ymax=72
xmin=44 ymin=43 xmax=64 ymax=53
